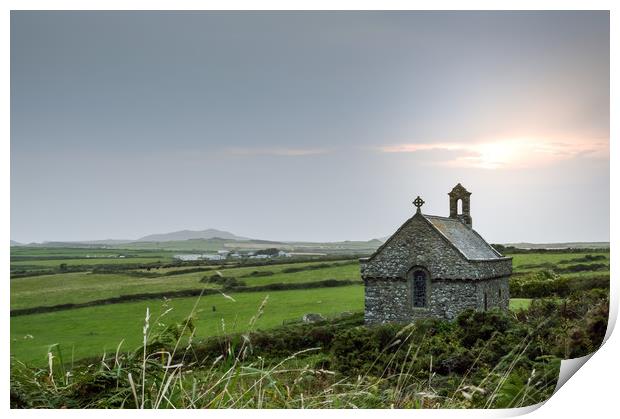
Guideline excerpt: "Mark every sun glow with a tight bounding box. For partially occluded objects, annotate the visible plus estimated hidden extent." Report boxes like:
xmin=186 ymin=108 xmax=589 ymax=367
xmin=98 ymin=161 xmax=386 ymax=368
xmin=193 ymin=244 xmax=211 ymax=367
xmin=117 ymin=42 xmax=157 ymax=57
xmin=380 ymin=137 xmax=608 ymax=169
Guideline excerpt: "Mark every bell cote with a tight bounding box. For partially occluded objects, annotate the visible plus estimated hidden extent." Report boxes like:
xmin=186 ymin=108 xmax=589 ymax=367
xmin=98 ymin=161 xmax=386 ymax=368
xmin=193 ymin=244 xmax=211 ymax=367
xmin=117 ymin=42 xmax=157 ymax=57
xmin=448 ymin=183 xmax=472 ymax=227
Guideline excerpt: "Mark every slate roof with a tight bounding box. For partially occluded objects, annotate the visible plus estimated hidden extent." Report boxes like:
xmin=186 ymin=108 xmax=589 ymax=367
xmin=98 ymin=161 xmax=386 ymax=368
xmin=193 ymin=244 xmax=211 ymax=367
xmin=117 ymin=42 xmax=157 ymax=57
xmin=423 ymin=215 xmax=502 ymax=260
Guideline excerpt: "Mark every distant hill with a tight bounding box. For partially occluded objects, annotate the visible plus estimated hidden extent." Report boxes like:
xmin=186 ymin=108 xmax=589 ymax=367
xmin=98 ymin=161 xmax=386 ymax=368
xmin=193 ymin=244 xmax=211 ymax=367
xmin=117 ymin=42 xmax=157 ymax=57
xmin=137 ymin=228 xmax=248 ymax=242
xmin=10 ymin=240 xmax=22 ymax=246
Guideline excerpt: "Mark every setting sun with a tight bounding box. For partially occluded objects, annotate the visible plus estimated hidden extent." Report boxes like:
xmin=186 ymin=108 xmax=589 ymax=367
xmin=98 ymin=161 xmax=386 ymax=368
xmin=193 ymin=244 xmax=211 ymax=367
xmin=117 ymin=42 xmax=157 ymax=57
xmin=381 ymin=136 xmax=608 ymax=169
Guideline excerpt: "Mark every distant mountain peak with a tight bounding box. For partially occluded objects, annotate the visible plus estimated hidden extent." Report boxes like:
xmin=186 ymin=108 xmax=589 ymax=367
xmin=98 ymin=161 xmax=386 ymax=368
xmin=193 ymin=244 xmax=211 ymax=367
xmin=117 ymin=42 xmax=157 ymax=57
xmin=137 ymin=228 xmax=247 ymax=242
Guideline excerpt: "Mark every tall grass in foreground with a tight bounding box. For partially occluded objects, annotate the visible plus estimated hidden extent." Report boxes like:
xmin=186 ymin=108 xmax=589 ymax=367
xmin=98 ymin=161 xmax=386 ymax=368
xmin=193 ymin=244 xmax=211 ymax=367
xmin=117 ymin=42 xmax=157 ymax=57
xmin=13 ymin=290 xmax=600 ymax=409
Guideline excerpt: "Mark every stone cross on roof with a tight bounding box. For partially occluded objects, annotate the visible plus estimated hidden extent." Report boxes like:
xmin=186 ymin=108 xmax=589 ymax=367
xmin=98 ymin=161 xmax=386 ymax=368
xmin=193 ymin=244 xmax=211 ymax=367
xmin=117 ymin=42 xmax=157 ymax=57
xmin=412 ymin=196 xmax=425 ymax=214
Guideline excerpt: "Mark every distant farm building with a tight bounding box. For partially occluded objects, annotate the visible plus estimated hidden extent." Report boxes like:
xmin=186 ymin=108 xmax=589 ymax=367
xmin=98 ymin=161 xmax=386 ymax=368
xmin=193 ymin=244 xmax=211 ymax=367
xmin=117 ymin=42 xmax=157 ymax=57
xmin=203 ymin=254 xmax=226 ymax=261
xmin=174 ymin=253 xmax=225 ymax=261
xmin=250 ymin=254 xmax=270 ymax=259
xmin=174 ymin=254 xmax=203 ymax=261
xmin=360 ymin=184 xmax=512 ymax=323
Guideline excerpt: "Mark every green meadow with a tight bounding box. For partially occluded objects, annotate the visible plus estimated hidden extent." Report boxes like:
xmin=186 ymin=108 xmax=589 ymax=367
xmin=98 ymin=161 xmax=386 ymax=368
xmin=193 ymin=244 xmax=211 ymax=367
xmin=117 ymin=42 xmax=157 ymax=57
xmin=11 ymin=285 xmax=535 ymax=365
xmin=9 ymin=247 xmax=608 ymax=365
xmin=9 ymin=245 xmax=609 ymax=409
xmin=10 ymin=260 xmax=360 ymax=310
xmin=510 ymin=252 xmax=609 ymax=271
xmin=11 ymin=285 xmax=365 ymax=364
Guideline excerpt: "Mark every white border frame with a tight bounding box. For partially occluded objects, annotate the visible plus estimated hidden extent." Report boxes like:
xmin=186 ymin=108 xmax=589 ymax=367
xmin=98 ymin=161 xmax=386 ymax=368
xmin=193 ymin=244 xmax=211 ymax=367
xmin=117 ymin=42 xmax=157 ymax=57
xmin=3 ymin=2 xmax=616 ymax=418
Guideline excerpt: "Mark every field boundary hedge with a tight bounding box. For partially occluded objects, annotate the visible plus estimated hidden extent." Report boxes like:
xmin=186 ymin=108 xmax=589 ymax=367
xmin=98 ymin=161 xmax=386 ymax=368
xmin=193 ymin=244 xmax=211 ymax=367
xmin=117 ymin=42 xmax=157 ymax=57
xmin=510 ymin=274 xmax=609 ymax=298
xmin=10 ymin=279 xmax=361 ymax=317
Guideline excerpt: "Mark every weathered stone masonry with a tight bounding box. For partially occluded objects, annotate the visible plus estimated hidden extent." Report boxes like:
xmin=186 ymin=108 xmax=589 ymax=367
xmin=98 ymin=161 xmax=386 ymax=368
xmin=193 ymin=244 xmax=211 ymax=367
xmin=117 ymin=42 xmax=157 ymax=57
xmin=361 ymin=184 xmax=512 ymax=324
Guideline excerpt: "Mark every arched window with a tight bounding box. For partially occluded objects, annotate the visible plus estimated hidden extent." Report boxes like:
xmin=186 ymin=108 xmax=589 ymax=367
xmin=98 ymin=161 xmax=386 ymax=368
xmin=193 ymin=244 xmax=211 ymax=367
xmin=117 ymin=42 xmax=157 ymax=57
xmin=412 ymin=270 xmax=427 ymax=308
xmin=457 ymin=198 xmax=463 ymax=214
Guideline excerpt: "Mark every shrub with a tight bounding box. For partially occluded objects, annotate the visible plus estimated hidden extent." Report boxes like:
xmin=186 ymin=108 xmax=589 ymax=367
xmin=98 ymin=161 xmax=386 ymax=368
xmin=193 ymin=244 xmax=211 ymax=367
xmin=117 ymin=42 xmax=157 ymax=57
xmin=162 ymin=267 xmax=213 ymax=276
xmin=555 ymin=263 xmax=608 ymax=273
xmin=558 ymin=254 xmax=606 ymax=264
xmin=455 ymin=309 xmax=514 ymax=348
xmin=510 ymin=274 xmax=609 ymax=298
xmin=199 ymin=274 xmax=244 ymax=288
xmin=585 ymin=299 xmax=609 ymax=349
xmin=281 ymin=263 xmax=332 ymax=273
xmin=330 ymin=318 xmax=463 ymax=378
xmin=517 ymin=262 xmax=559 ymax=271
xmin=330 ymin=325 xmax=401 ymax=376
xmin=241 ymin=270 xmax=275 ymax=278
xmin=189 ymin=312 xmax=365 ymax=363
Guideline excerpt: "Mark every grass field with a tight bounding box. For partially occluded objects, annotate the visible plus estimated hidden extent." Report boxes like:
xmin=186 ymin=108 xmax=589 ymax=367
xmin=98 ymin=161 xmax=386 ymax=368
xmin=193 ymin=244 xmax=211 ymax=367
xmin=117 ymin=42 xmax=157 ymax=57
xmin=11 ymin=257 xmax=174 ymax=269
xmin=11 ymin=285 xmax=365 ymax=364
xmin=9 ymin=247 xmax=608 ymax=366
xmin=11 ymin=247 xmax=162 ymax=257
xmin=11 ymin=285 xmax=534 ymax=365
xmin=10 ymin=261 xmax=360 ymax=310
xmin=510 ymin=252 xmax=608 ymax=270
xmin=10 ymin=247 xmax=179 ymax=273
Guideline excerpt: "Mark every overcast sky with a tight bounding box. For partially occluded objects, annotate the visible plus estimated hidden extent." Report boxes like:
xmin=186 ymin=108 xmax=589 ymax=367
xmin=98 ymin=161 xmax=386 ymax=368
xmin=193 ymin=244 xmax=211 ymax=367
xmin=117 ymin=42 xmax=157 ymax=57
xmin=11 ymin=11 xmax=609 ymax=244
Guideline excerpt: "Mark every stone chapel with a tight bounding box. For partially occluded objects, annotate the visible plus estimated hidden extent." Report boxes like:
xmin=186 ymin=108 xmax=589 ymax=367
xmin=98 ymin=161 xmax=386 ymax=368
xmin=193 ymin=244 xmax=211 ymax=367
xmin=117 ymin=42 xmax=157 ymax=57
xmin=360 ymin=183 xmax=512 ymax=323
